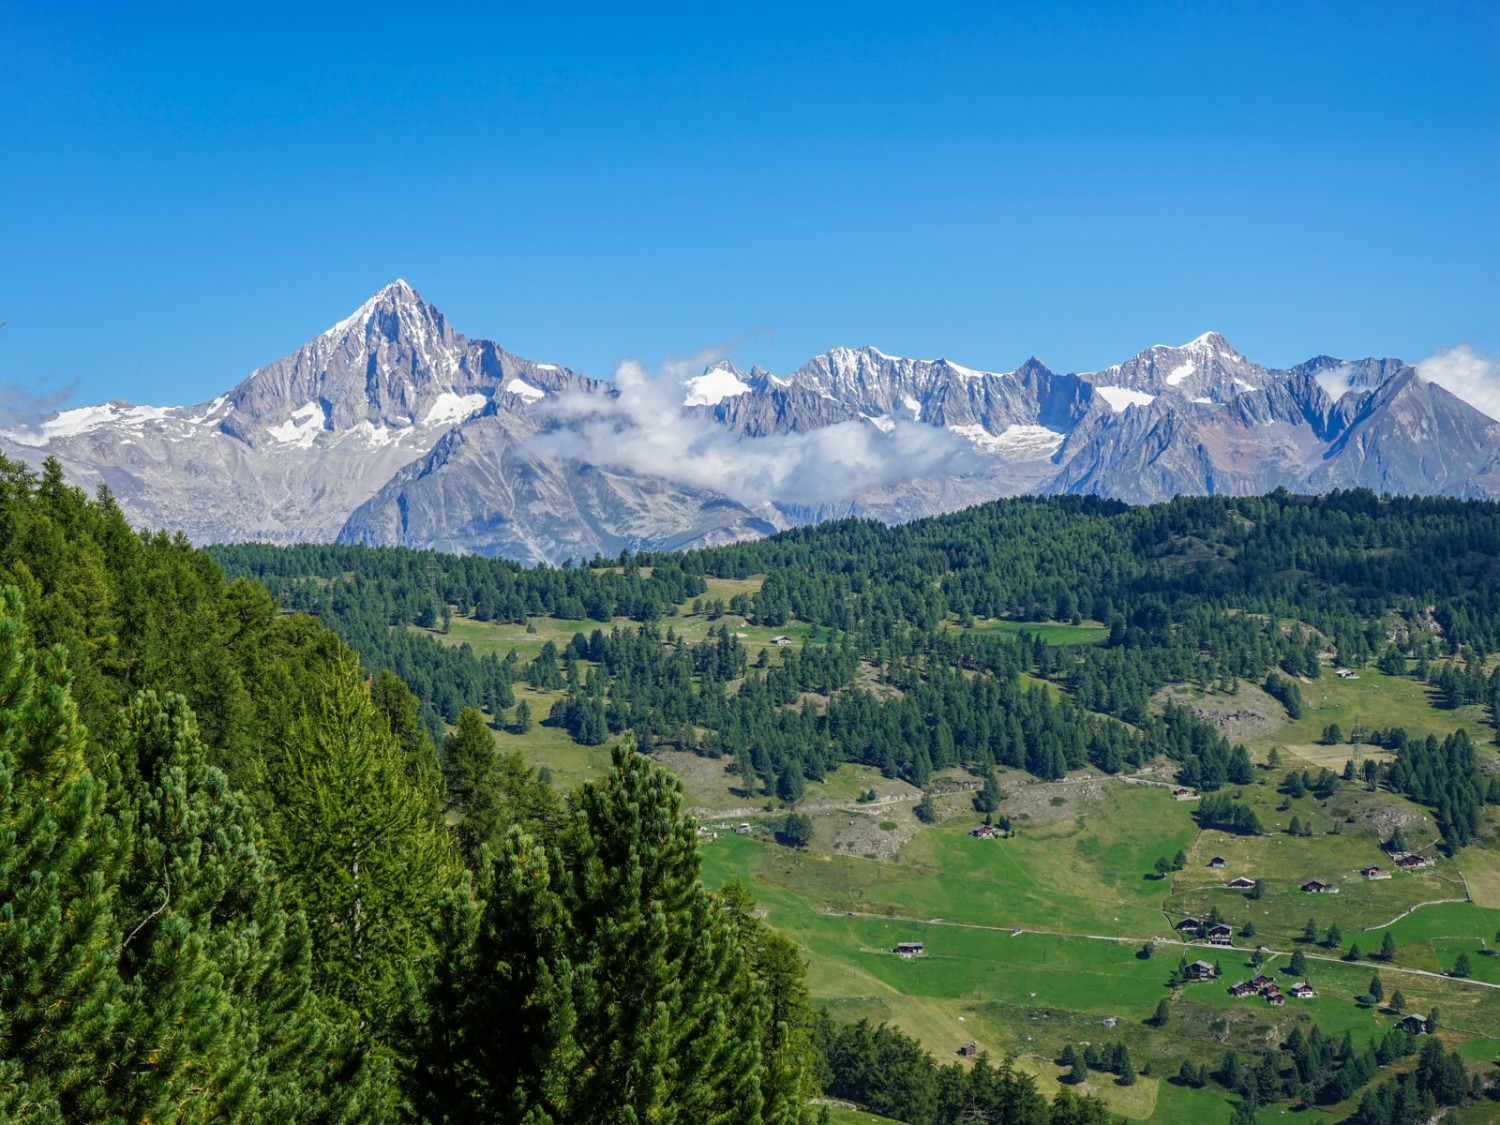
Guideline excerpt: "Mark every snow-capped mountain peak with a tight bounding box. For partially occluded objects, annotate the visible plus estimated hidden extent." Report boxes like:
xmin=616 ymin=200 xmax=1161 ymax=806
xmin=9 ymin=282 xmax=1499 ymax=566
xmin=1082 ymin=331 xmax=1262 ymax=402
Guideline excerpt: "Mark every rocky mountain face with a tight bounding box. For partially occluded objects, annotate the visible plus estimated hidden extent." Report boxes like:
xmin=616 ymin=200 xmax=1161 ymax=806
xmin=5 ymin=282 xmax=1498 ymax=562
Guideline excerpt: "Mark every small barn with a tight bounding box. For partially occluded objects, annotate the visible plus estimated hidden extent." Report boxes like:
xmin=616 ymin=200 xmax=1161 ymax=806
xmin=1301 ymin=880 xmax=1330 ymax=894
xmin=895 ymin=941 xmax=924 ymax=957
xmin=1208 ymin=856 xmax=1226 ymax=868
xmin=1395 ymin=854 xmax=1429 ymax=869
xmin=1225 ymin=877 xmax=1257 ymax=890
xmin=958 ymin=1041 xmax=977 ymax=1057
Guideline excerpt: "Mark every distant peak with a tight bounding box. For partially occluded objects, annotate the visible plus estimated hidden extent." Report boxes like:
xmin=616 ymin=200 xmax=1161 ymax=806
xmin=1177 ymin=331 xmax=1234 ymax=352
xmin=321 ymin=280 xmax=429 ymax=340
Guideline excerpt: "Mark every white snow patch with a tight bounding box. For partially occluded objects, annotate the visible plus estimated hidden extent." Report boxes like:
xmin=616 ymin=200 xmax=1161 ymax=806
xmin=186 ymin=395 xmax=229 ymax=424
xmin=932 ymin=358 xmax=1009 ymax=379
xmin=6 ymin=402 xmax=175 ymax=446
xmin=862 ymin=413 xmax=896 ymax=433
xmin=683 ymin=367 xmax=751 ymax=407
xmin=347 ymin=420 xmax=411 ymax=447
xmin=1232 ymin=377 xmax=1255 ymax=390
xmin=1165 ymin=361 xmax=1196 ymax=387
xmin=1191 ymin=396 xmax=1217 ymax=404
xmin=422 ymin=391 xmax=487 ymax=426
xmin=267 ymin=401 xmax=329 ymax=448
xmin=506 ymin=378 xmax=546 ymax=402
xmin=1094 ymin=386 xmax=1156 ymax=412
xmin=901 ymin=394 xmax=923 ymax=421
xmin=535 ymin=364 xmax=560 ymax=371
xmin=948 ymin=423 xmax=1064 ymax=455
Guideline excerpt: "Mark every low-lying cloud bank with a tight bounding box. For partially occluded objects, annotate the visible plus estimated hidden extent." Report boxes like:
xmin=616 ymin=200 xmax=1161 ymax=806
xmin=527 ymin=353 xmax=983 ymax=507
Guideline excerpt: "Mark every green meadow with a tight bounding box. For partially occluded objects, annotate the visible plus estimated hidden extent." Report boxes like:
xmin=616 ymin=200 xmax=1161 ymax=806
xmin=459 ymin=603 xmax=1500 ymax=1123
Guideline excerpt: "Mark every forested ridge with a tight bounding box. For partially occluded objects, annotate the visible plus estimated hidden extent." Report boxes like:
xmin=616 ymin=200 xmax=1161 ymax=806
xmin=0 ymin=455 xmax=1122 ymax=1123
xmin=213 ymin=488 xmax=1500 ymax=857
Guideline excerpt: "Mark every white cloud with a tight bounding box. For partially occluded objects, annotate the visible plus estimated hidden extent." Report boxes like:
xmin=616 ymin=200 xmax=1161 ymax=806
xmin=0 ymin=381 xmax=80 ymax=443
xmin=1417 ymin=345 xmax=1500 ymax=420
xmin=528 ymin=352 xmax=983 ymax=506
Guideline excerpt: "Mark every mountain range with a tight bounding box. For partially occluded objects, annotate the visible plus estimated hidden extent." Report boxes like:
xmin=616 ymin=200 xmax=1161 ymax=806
xmin=5 ymin=280 xmax=1498 ymax=563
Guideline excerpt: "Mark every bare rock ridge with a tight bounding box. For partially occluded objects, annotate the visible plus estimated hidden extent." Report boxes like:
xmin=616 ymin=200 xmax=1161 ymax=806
xmin=4 ymin=282 xmax=1498 ymax=563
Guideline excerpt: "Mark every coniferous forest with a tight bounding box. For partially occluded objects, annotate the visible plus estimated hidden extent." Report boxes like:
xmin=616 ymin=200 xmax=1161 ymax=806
xmin=0 ymin=454 xmax=1121 ymax=1122
xmin=6 ymin=451 xmax=1500 ymax=1123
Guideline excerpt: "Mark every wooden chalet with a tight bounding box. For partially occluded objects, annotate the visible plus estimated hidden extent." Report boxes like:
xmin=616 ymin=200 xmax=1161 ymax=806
xmin=1248 ymin=975 xmax=1274 ymax=989
xmin=1290 ymin=983 xmax=1317 ymax=999
xmin=1228 ymin=981 xmax=1256 ymax=998
xmin=1362 ymin=866 xmax=1391 ymax=880
xmin=1267 ymin=992 xmax=1286 ymax=1006
xmin=1208 ymin=856 xmax=1226 ymax=868
xmin=1301 ymin=880 xmax=1330 ymax=894
xmin=1396 ymin=1014 xmax=1428 ymax=1035
xmin=1175 ymin=917 xmax=1201 ymax=932
xmin=1205 ymin=923 xmax=1233 ymax=941
xmin=1224 ymin=876 xmax=1256 ymax=890
xmin=1185 ymin=960 xmax=1215 ymax=981
xmin=1395 ymin=854 xmax=1429 ymax=869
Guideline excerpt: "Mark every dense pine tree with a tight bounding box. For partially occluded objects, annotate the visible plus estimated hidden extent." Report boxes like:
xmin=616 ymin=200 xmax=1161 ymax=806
xmin=0 ymin=587 xmax=124 ymax=1121
xmin=443 ymin=738 xmax=782 ymax=1123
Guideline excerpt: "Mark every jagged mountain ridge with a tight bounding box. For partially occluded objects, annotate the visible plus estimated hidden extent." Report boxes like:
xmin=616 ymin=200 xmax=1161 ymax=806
xmin=4 ymin=281 xmax=1498 ymax=562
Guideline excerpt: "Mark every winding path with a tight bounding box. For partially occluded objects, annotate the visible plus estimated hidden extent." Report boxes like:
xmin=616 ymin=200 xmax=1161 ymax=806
xmin=831 ymin=908 xmax=1500 ymax=995
xmin=1362 ymin=898 xmax=1470 ymax=931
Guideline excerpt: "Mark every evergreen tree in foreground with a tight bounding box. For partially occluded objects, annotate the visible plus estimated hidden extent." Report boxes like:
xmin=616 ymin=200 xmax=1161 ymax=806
xmin=445 ymin=737 xmax=783 ymax=1123
xmin=259 ymin=654 xmax=461 ymax=1041
xmin=108 ymin=689 xmax=384 ymax=1122
xmin=0 ymin=589 xmax=386 ymax=1122
xmin=0 ymin=586 xmax=124 ymax=1121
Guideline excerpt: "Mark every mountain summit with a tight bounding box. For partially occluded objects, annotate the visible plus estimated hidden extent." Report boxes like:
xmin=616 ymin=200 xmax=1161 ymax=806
xmin=4 ymin=284 xmax=1498 ymax=562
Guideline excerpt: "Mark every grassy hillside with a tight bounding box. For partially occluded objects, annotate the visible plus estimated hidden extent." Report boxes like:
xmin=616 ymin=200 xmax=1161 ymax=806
xmin=433 ymin=594 xmax=1500 ymax=1123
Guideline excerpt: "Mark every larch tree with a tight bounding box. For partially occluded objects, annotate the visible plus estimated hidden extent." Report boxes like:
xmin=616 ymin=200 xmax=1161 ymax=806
xmin=260 ymin=654 xmax=459 ymax=1041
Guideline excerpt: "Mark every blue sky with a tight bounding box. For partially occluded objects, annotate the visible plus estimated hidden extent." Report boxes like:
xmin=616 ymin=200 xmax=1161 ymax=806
xmin=3 ymin=1 xmax=1497 ymax=408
